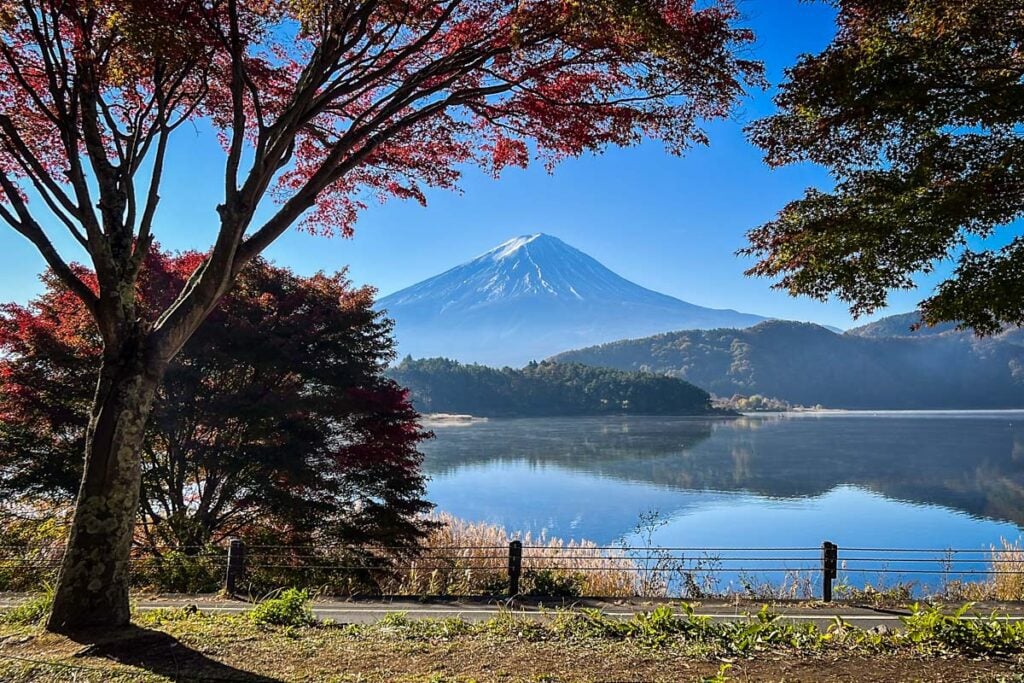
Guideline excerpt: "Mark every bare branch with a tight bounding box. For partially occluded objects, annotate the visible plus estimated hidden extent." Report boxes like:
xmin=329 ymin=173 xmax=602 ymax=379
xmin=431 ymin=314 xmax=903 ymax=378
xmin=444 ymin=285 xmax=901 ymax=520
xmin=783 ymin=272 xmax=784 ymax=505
xmin=0 ymin=172 xmax=98 ymax=316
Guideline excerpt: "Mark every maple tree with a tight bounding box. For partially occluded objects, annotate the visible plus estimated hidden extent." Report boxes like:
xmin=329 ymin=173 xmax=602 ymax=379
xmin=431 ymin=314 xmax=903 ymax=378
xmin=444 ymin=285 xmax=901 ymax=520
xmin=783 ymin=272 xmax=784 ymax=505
xmin=743 ymin=0 xmax=1024 ymax=334
xmin=0 ymin=0 xmax=760 ymax=630
xmin=0 ymin=251 xmax=432 ymax=558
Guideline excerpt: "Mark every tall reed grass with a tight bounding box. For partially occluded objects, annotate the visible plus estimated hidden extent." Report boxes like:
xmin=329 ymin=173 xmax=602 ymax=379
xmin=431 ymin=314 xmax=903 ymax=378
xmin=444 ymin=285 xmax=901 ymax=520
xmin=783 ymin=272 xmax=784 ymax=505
xmin=387 ymin=514 xmax=641 ymax=597
xmin=938 ymin=538 xmax=1024 ymax=602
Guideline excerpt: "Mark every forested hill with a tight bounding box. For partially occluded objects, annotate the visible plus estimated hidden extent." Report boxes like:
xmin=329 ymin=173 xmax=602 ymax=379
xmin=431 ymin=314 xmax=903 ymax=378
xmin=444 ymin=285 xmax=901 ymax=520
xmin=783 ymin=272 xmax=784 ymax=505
xmin=387 ymin=358 xmax=720 ymax=417
xmin=844 ymin=312 xmax=960 ymax=338
xmin=551 ymin=320 xmax=1024 ymax=409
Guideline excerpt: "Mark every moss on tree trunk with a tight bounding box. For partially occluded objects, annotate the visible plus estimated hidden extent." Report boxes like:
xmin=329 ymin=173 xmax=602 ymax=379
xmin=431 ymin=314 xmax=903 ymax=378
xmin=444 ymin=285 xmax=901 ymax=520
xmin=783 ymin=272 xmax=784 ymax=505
xmin=46 ymin=342 xmax=162 ymax=633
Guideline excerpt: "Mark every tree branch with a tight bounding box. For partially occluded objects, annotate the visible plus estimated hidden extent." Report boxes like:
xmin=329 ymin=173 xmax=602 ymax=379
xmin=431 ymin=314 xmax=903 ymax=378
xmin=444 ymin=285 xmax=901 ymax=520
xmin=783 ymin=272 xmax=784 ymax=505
xmin=0 ymin=172 xmax=99 ymax=316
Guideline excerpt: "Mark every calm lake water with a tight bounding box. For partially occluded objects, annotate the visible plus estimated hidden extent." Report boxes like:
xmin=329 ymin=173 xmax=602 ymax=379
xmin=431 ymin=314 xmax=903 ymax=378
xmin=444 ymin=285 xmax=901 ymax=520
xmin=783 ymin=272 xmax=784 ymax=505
xmin=421 ymin=412 xmax=1024 ymax=563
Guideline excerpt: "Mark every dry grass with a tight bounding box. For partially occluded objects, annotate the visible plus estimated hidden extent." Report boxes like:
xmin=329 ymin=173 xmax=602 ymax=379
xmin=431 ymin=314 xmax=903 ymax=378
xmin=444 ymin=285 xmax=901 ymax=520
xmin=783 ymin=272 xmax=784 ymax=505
xmin=988 ymin=539 xmax=1024 ymax=600
xmin=388 ymin=513 xmax=641 ymax=597
xmin=938 ymin=539 xmax=1024 ymax=603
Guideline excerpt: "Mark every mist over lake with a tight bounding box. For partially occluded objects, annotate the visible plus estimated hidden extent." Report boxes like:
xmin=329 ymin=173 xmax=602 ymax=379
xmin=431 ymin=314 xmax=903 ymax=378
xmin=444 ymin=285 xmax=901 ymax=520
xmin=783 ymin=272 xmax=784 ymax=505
xmin=422 ymin=412 xmax=1024 ymax=552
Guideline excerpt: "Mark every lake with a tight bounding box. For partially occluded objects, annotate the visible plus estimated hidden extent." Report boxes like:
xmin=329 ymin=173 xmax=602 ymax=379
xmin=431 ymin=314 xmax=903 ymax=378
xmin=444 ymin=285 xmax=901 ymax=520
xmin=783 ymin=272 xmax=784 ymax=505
xmin=421 ymin=412 xmax=1024 ymax=590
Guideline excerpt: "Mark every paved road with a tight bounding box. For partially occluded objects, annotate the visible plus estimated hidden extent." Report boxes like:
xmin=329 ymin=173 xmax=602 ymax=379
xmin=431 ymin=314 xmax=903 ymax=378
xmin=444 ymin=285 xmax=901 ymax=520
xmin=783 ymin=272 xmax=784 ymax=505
xmin=6 ymin=594 xmax=1024 ymax=630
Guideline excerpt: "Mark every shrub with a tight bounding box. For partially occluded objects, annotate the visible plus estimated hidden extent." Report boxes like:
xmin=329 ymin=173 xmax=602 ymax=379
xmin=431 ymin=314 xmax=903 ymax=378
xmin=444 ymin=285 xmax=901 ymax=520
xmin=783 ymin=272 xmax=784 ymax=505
xmin=0 ymin=513 xmax=65 ymax=592
xmin=132 ymin=549 xmax=223 ymax=593
xmin=248 ymin=588 xmax=314 ymax=627
xmin=524 ymin=569 xmax=586 ymax=597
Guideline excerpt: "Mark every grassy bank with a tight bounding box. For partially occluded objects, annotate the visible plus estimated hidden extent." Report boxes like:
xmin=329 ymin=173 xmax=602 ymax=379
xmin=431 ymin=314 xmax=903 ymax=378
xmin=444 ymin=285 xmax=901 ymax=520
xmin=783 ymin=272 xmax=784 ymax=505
xmin=2 ymin=593 xmax=1024 ymax=681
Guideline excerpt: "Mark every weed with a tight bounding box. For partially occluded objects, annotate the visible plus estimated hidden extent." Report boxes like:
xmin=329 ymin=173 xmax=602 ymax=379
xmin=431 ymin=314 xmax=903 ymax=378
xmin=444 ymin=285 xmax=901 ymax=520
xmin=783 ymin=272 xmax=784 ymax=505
xmin=0 ymin=584 xmax=53 ymax=626
xmin=374 ymin=611 xmax=474 ymax=639
xmin=249 ymin=588 xmax=314 ymax=627
xmin=900 ymin=602 xmax=1024 ymax=656
xmin=834 ymin=578 xmax=914 ymax=607
xmin=479 ymin=610 xmax=549 ymax=641
xmin=701 ymin=663 xmax=732 ymax=683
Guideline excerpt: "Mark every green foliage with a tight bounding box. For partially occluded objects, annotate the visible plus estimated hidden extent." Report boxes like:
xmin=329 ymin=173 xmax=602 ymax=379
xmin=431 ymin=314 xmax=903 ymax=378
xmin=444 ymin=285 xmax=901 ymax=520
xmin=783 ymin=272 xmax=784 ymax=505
xmin=0 ymin=253 xmax=433 ymax=558
xmin=0 ymin=585 xmax=54 ymax=626
xmin=901 ymin=603 xmax=1024 ymax=656
xmin=131 ymin=550 xmax=223 ymax=593
xmin=555 ymin=319 xmax=1024 ymax=409
xmin=744 ymin=0 xmax=1024 ymax=332
xmin=248 ymin=588 xmax=314 ymax=627
xmin=388 ymin=358 xmax=717 ymax=417
xmin=544 ymin=603 xmax=1024 ymax=657
xmin=551 ymin=605 xmax=716 ymax=647
xmin=103 ymin=602 xmax=1024 ymax=660
xmin=523 ymin=569 xmax=586 ymax=598
xmin=376 ymin=612 xmax=475 ymax=640
xmin=701 ymin=664 xmax=733 ymax=683
xmin=0 ymin=515 xmax=64 ymax=591
xmin=835 ymin=580 xmax=914 ymax=607
xmin=716 ymin=605 xmax=824 ymax=654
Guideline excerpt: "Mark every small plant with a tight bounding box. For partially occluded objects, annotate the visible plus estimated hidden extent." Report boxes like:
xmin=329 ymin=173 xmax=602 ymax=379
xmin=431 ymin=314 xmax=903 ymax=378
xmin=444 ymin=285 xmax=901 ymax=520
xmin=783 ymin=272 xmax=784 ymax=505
xmin=900 ymin=602 xmax=1024 ymax=656
xmin=701 ymin=663 xmax=733 ymax=683
xmin=248 ymin=588 xmax=314 ymax=627
xmin=375 ymin=611 xmax=475 ymax=640
xmin=0 ymin=583 xmax=54 ymax=626
xmin=835 ymin=579 xmax=914 ymax=607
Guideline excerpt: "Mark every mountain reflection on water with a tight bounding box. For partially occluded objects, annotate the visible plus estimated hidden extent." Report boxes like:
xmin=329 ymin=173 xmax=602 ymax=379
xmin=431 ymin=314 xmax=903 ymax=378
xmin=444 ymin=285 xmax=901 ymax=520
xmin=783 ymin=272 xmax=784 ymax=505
xmin=421 ymin=412 xmax=1024 ymax=547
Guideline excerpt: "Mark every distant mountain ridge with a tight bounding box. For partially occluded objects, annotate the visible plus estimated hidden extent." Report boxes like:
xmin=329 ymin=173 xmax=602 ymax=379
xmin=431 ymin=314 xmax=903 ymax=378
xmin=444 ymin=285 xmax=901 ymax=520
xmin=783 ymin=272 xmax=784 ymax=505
xmin=552 ymin=317 xmax=1024 ymax=409
xmin=378 ymin=234 xmax=767 ymax=366
xmin=845 ymin=312 xmax=959 ymax=338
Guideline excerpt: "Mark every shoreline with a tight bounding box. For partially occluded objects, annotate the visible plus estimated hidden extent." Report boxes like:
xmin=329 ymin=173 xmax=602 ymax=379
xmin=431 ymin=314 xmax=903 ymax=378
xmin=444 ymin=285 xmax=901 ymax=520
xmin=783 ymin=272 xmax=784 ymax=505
xmin=424 ymin=408 xmax=1024 ymax=422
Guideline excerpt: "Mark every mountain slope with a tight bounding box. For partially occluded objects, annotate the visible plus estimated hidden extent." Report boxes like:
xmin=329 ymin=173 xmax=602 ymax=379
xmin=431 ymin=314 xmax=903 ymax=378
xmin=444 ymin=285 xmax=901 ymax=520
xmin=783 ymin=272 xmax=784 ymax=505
xmin=552 ymin=320 xmax=1024 ymax=409
xmin=378 ymin=234 xmax=766 ymax=366
xmin=845 ymin=312 xmax=959 ymax=338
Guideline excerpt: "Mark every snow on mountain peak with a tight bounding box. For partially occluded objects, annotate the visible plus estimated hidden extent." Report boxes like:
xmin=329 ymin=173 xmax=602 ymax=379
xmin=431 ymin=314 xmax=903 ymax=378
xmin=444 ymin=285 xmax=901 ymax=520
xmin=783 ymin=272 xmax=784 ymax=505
xmin=486 ymin=233 xmax=548 ymax=260
xmin=377 ymin=233 xmax=768 ymax=366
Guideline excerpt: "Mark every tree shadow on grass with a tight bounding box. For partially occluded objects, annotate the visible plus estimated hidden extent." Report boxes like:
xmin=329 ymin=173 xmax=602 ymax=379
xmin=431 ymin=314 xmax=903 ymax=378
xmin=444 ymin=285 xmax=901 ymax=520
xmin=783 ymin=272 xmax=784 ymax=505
xmin=68 ymin=624 xmax=283 ymax=682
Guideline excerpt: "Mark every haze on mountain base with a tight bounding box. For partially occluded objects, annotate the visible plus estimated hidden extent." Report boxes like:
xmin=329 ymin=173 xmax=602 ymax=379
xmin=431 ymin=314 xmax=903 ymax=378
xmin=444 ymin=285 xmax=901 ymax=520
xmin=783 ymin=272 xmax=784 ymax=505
xmin=376 ymin=234 xmax=767 ymax=367
xmin=552 ymin=319 xmax=1024 ymax=409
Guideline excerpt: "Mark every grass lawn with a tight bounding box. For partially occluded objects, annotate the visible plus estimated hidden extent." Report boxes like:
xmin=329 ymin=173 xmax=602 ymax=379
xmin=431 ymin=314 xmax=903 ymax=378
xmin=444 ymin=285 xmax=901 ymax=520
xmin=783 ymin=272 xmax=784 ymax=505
xmin=2 ymin=597 xmax=1024 ymax=682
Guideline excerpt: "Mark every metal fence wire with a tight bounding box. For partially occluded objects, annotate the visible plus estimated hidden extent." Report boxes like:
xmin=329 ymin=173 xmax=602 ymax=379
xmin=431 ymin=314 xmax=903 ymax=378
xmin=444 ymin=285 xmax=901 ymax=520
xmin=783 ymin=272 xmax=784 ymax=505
xmin=2 ymin=539 xmax=1023 ymax=602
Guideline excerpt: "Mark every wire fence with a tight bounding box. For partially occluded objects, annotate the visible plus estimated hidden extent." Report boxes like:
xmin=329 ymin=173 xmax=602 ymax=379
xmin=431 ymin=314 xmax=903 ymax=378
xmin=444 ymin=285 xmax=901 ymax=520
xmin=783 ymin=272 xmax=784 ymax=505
xmin=2 ymin=539 xmax=1023 ymax=601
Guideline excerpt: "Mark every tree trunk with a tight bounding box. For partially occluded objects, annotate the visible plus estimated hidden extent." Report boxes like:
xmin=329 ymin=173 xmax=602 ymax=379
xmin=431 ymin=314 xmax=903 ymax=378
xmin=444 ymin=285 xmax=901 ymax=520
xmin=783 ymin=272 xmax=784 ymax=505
xmin=46 ymin=338 xmax=164 ymax=633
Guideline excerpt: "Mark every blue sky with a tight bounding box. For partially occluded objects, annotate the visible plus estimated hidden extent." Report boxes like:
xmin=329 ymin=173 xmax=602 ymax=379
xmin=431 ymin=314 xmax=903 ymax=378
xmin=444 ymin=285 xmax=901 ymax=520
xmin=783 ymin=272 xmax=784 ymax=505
xmin=0 ymin=0 xmax=968 ymax=329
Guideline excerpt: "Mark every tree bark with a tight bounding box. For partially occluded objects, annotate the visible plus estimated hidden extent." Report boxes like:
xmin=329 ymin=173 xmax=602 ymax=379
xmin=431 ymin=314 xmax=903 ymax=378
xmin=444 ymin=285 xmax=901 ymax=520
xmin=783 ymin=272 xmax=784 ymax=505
xmin=46 ymin=335 xmax=164 ymax=633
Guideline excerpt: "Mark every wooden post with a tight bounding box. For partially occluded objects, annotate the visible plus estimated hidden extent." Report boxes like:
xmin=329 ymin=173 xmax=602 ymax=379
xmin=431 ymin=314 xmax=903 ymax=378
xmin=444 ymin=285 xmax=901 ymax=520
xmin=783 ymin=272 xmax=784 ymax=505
xmin=225 ymin=538 xmax=246 ymax=595
xmin=821 ymin=541 xmax=838 ymax=602
xmin=508 ymin=540 xmax=523 ymax=597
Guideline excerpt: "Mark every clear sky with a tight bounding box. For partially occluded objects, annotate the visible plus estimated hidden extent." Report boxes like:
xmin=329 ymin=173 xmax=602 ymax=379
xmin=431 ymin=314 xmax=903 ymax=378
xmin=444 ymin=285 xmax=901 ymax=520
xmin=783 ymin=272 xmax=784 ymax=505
xmin=0 ymin=0 xmax=975 ymax=329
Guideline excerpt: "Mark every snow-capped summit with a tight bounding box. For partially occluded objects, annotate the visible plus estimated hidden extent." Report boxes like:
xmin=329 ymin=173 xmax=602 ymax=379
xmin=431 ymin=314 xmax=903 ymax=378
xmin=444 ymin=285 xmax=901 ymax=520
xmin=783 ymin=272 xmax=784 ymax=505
xmin=487 ymin=233 xmax=546 ymax=260
xmin=378 ymin=234 xmax=766 ymax=366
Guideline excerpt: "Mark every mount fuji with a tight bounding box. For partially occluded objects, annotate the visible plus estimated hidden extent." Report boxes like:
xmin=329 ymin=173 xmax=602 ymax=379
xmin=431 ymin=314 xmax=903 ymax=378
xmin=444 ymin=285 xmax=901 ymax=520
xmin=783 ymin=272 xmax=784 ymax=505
xmin=377 ymin=234 xmax=767 ymax=366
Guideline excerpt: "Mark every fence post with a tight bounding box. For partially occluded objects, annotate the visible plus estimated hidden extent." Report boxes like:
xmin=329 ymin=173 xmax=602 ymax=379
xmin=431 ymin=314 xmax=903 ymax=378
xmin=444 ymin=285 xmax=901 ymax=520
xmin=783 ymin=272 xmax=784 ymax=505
xmin=226 ymin=538 xmax=246 ymax=595
xmin=507 ymin=540 xmax=523 ymax=597
xmin=821 ymin=541 xmax=838 ymax=602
